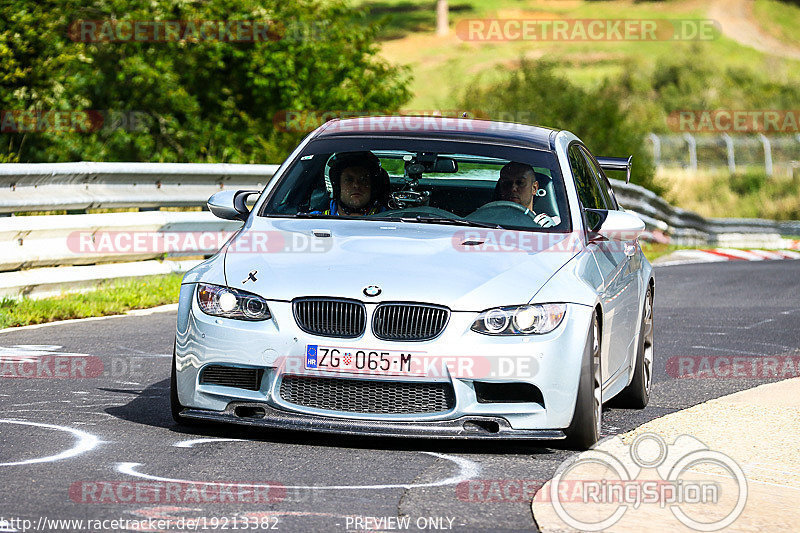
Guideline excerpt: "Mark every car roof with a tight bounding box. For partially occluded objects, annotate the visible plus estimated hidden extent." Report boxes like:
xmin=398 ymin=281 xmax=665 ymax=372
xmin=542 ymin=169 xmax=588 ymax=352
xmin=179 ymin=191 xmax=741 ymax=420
xmin=314 ymin=116 xmax=558 ymax=151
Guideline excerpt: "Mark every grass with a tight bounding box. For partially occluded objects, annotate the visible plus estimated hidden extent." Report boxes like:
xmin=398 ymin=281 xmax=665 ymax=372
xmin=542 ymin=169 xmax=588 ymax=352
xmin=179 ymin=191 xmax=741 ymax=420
xmin=0 ymin=274 xmax=183 ymax=329
xmin=660 ymin=167 xmax=800 ymax=220
xmin=753 ymin=0 xmax=800 ymax=49
xmin=640 ymin=242 xmax=694 ymax=263
xmin=362 ymin=0 xmax=800 ymax=109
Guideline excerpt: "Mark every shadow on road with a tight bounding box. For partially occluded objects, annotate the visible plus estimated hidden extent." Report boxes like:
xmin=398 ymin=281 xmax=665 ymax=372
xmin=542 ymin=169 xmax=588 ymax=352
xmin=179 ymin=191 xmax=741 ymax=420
xmin=104 ymin=378 xmax=561 ymax=457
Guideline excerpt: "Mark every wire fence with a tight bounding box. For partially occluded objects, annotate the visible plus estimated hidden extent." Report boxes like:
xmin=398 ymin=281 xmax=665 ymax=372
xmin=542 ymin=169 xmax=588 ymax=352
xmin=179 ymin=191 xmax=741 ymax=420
xmin=647 ymin=133 xmax=800 ymax=176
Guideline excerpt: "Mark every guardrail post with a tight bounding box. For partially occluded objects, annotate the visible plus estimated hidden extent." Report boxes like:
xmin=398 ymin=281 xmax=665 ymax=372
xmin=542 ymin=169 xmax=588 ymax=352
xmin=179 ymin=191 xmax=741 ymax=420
xmin=682 ymin=133 xmax=697 ymax=172
xmin=721 ymin=133 xmax=735 ymax=174
xmin=758 ymin=133 xmax=773 ymax=177
xmin=647 ymin=133 xmax=661 ymax=168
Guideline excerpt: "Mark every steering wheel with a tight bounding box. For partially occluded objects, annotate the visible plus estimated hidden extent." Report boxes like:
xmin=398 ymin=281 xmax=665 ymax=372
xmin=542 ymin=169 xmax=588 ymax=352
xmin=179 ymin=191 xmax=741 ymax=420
xmin=465 ymin=200 xmax=542 ymax=227
xmin=472 ymin=201 xmax=533 ymax=216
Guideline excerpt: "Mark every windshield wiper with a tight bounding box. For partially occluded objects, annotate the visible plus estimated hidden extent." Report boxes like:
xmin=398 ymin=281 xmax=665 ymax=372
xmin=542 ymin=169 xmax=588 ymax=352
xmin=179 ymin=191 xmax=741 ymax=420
xmin=399 ymin=215 xmax=503 ymax=229
xmin=283 ymin=213 xmax=503 ymax=229
xmin=290 ymin=213 xmax=338 ymax=219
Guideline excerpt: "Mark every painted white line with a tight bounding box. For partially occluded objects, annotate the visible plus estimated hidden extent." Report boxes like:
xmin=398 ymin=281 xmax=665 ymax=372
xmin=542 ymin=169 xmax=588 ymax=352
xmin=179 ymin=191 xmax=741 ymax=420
xmin=0 ymin=419 xmax=101 ymax=467
xmin=117 ymin=451 xmax=479 ymax=490
xmin=173 ymin=437 xmax=247 ymax=448
xmin=691 ymin=345 xmax=764 ymax=356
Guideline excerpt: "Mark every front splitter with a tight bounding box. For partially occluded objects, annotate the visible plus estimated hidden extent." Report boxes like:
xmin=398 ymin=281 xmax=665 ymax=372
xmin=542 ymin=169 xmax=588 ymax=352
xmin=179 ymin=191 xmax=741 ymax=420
xmin=181 ymin=402 xmax=565 ymax=441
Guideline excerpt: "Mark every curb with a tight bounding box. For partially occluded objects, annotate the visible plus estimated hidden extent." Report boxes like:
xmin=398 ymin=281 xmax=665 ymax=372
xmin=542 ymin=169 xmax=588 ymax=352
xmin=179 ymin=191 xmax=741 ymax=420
xmin=532 ymin=378 xmax=800 ymax=532
xmin=654 ymin=248 xmax=800 ymax=267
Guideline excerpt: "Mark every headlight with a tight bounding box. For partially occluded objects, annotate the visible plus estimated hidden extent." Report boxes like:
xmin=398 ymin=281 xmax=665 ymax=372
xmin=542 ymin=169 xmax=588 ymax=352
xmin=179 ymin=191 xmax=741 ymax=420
xmin=196 ymin=283 xmax=272 ymax=321
xmin=471 ymin=304 xmax=566 ymax=335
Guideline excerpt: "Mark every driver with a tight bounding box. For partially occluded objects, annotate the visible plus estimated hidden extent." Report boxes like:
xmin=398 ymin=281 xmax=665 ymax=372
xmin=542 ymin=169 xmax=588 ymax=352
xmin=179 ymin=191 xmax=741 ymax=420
xmin=322 ymin=151 xmax=389 ymax=216
xmin=495 ymin=162 xmax=557 ymax=227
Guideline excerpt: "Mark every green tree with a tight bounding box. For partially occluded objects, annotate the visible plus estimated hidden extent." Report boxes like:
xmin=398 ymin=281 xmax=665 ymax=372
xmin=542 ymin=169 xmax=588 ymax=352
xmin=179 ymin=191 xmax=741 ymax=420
xmin=0 ymin=0 xmax=411 ymax=163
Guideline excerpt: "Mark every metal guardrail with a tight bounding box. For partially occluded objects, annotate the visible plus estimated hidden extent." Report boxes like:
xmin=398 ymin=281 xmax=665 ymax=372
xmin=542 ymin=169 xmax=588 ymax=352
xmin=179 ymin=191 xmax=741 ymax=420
xmin=0 ymin=211 xmax=240 ymax=272
xmin=0 ymin=162 xmax=277 ymax=213
xmin=1 ymin=163 xmax=799 ymax=299
xmin=609 ymin=178 xmax=800 ymax=245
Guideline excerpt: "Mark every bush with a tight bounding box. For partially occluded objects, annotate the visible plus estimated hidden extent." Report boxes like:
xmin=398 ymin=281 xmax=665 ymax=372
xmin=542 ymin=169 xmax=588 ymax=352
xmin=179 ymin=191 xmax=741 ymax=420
xmin=729 ymin=171 xmax=765 ymax=196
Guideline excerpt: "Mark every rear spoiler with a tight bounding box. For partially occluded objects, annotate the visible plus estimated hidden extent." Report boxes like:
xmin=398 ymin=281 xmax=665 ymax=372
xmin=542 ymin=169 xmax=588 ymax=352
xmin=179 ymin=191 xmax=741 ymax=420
xmin=596 ymin=156 xmax=632 ymax=183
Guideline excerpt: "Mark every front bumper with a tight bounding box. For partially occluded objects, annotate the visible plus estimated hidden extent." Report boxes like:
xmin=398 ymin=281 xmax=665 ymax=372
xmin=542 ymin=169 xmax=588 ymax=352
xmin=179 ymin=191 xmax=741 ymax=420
xmin=181 ymin=402 xmax=565 ymax=440
xmin=175 ymin=282 xmax=595 ymax=434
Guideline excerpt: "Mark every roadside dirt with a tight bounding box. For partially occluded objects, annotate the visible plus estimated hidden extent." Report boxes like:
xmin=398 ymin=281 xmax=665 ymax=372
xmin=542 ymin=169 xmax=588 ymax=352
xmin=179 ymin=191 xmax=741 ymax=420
xmin=708 ymin=0 xmax=800 ymax=59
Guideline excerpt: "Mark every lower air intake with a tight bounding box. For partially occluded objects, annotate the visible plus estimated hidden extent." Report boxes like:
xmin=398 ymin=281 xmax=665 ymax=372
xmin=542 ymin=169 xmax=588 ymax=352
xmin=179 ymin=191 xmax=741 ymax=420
xmin=200 ymin=365 xmax=264 ymax=391
xmin=279 ymin=375 xmax=454 ymax=414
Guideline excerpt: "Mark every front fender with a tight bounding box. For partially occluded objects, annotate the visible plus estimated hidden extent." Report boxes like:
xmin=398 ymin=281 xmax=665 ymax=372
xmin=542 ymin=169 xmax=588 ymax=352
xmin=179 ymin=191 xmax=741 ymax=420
xmin=530 ymin=249 xmax=601 ymax=308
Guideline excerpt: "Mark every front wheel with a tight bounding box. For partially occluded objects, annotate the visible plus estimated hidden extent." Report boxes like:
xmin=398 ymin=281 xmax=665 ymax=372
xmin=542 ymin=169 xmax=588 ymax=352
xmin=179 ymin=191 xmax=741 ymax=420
xmin=615 ymin=286 xmax=654 ymax=408
xmin=563 ymin=312 xmax=602 ymax=450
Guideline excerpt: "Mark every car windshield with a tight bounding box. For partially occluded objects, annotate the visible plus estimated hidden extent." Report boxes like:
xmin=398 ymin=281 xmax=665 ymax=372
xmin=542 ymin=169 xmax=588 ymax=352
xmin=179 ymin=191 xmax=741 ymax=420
xmin=260 ymin=138 xmax=570 ymax=232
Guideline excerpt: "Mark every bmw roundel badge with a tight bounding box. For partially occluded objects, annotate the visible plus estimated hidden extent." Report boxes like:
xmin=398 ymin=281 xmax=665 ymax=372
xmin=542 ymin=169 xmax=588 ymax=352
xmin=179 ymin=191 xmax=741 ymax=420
xmin=363 ymin=285 xmax=381 ymax=297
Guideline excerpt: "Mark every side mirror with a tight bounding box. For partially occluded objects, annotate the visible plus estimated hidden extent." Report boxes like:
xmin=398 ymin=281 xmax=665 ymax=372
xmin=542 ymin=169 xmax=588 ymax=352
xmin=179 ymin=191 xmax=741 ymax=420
xmin=592 ymin=209 xmax=645 ymax=241
xmin=207 ymin=190 xmax=259 ymax=222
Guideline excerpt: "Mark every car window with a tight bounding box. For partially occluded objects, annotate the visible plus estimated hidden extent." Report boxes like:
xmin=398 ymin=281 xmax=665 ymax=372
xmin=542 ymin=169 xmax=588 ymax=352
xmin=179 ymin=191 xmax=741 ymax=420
xmin=568 ymin=144 xmax=606 ymax=210
xmin=579 ymin=146 xmax=617 ymax=210
xmin=260 ymin=139 xmax=572 ymax=233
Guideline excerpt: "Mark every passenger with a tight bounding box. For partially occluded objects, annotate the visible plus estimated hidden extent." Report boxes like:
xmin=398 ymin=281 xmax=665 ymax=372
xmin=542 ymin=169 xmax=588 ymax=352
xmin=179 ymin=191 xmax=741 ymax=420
xmin=323 ymin=151 xmax=389 ymax=216
xmin=495 ymin=162 xmax=557 ymax=227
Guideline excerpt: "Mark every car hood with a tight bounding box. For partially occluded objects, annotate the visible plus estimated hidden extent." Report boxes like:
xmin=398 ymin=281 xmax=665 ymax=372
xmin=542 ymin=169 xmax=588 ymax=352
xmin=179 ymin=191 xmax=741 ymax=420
xmin=223 ymin=218 xmax=581 ymax=311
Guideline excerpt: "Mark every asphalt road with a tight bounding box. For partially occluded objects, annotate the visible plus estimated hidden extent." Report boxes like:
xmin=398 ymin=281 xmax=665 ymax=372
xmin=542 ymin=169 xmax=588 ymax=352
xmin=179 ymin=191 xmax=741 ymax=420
xmin=1 ymin=260 xmax=799 ymax=532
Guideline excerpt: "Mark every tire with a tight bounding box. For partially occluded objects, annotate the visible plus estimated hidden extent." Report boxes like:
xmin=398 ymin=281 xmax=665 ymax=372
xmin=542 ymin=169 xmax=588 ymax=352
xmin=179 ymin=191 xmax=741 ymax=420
xmin=615 ymin=285 xmax=654 ymax=409
xmin=563 ymin=312 xmax=602 ymax=450
xmin=170 ymin=342 xmax=190 ymax=425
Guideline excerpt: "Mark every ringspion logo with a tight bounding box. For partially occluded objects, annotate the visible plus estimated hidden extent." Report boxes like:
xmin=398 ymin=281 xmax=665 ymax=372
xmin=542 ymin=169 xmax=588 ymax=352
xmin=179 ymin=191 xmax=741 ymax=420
xmin=549 ymin=433 xmax=747 ymax=531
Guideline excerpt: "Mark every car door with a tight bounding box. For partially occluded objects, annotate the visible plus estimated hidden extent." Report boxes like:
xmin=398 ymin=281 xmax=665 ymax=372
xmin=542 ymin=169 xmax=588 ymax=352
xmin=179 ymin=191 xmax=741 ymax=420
xmin=581 ymin=146 xmax=642 ymax=370
xmin=567 ymin=143 xmax=632 ymax=384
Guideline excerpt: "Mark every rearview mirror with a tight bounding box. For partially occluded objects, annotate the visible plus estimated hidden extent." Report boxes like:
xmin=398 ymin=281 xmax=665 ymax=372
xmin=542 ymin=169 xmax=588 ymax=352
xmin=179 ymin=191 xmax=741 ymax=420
xmin=208 ymin=190 xmax=259 ymax=222
xmin=432 ymin=157 xmax=458 ymax=173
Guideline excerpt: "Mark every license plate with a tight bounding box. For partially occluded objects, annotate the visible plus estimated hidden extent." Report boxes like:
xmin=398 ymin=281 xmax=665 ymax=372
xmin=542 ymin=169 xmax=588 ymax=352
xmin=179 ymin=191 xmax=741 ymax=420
xmin=305 ymin=345 xmax=424 ymax=376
